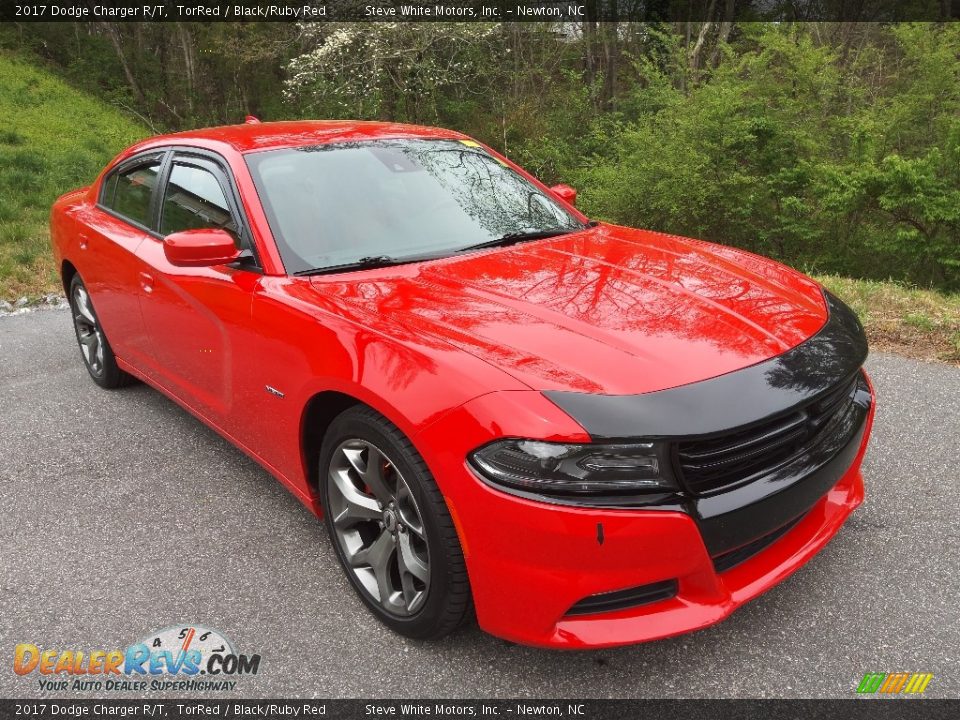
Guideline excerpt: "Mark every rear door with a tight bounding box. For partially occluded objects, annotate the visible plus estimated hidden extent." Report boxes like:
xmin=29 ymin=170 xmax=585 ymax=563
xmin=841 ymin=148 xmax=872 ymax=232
xmin=135 ymin=149 xmax=262 ymax=425
xmin=80 ymin=151 xmax=165 ymax=368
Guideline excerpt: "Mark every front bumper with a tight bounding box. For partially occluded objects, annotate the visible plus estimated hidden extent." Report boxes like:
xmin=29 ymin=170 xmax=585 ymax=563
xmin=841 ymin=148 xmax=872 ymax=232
xmin=415 ymin=374 xmax=874 ymax=650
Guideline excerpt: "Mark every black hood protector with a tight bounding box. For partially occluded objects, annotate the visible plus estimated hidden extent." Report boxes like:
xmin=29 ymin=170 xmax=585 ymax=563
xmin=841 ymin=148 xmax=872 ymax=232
xmin=544 ymin=291 xmax=868 ymax=441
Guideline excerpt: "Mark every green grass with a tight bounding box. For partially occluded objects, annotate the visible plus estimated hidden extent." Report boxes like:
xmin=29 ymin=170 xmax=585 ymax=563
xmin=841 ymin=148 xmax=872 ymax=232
xmin=0 ymin=51 xmax=146 ymax=299
xmin=816 ymin=275 xmax=960 ymax=365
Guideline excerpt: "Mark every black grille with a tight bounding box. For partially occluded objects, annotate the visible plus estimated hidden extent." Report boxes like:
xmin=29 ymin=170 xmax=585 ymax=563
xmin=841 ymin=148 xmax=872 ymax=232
xmin=565 ymin=579 xmax=678 ymax=617
xmin=676 ymin=375 xmax=860 ymax=495
xmin=711 ymin=514 xmax=805 ymax=573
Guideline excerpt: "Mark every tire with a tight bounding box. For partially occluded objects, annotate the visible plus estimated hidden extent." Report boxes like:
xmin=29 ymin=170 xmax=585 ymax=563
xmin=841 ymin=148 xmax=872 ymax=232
xmin=68 ymin=274 xmax=131 ymax=389
xmin=319 ymin=405 xmax=471 ymax=640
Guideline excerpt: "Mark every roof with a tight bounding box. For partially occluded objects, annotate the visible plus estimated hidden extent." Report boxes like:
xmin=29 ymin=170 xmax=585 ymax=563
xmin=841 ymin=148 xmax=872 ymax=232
xmin=137 ymin=120 xmax=469 ymax=155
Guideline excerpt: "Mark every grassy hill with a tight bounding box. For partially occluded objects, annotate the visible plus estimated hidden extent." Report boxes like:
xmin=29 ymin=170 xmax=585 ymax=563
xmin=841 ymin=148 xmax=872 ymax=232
xmin=0 ymin=52 xmax=146 ymax=300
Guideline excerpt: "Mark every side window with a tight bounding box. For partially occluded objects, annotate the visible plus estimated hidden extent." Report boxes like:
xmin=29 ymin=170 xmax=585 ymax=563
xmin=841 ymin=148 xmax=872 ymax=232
xmin=101 ymin=174 xmax=119 ymax=207
xmin=160 ymin=162 xmax=237 ymax=239
xmin=102 ymin=160 xmax=161 ymax=228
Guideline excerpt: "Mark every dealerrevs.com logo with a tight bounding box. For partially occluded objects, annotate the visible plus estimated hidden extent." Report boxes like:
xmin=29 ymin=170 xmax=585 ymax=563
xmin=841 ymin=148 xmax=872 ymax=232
xmin=13 ymin=624 xmax=261 ymax=693
xmin=856 ymin=672 xmax=934 ymax=696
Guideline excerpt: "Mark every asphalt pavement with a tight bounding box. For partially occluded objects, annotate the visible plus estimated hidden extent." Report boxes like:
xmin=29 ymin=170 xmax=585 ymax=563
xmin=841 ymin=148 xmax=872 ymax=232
xmin=1 ymin=307 xmax=958 ymax=699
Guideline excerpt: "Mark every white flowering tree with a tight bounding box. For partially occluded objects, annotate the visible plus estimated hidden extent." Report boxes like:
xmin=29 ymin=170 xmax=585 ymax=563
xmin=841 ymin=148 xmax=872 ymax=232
xmin=285 ymin=23 xmax=503 ymax=123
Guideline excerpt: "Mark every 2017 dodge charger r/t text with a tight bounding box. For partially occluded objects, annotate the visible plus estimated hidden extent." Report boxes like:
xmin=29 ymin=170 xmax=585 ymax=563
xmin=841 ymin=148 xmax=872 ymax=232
xmin=50 ymin=120 xmax=875 ymax=648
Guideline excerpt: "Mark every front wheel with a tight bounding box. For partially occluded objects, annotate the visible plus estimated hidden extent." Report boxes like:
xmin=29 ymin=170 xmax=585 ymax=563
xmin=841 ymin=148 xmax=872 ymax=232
xmin=319 ymin=406 xmax=471 ymax=640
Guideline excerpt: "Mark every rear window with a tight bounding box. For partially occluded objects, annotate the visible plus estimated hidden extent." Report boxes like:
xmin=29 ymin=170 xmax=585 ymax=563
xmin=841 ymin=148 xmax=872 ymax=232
xmin=101 ymin=160 xmax=161 ymax=228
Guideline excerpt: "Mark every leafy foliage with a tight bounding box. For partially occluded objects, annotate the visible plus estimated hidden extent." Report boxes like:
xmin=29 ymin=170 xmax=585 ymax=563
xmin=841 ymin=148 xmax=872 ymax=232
xmin=2 ymin=21 xmax=959 ymax=290
xmin=569 ymin=24 xmax=960 ymax=289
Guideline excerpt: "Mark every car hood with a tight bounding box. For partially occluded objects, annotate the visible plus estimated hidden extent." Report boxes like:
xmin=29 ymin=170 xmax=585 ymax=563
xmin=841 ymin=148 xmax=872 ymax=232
xmin=309 ymin=224 xmax=829 ymax=395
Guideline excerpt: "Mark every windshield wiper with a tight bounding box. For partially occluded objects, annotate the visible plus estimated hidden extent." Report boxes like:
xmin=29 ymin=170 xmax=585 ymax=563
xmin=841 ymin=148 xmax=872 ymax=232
xmin=294 ymin=226 xmax=590 ymax=276
xmin=293 ymin=253 xmax=457 ymax=277
xmin=457 ymin=228 xmax=576 ymax=253
xmin=293 ymin=255 xmax=407 ymax=277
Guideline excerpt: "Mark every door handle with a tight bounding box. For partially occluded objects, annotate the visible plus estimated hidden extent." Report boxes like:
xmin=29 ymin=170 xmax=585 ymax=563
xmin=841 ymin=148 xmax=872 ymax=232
xmin=139 ymin=272 xmax=154 ymax=294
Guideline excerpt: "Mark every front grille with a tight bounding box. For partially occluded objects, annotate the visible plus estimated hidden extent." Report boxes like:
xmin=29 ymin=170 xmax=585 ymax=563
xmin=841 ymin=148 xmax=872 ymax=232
xmin=711 ymin=513 xmax=805 ymax=573
xmin=676 ymin=374 xmax=860 ymax=495
xmin=565 ymin=579 xmax=678 ymax=617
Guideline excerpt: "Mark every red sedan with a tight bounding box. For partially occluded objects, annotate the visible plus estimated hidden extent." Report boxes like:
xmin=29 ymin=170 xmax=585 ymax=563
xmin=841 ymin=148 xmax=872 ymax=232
xmin=50 ymin=120 xmax=874 ymax=648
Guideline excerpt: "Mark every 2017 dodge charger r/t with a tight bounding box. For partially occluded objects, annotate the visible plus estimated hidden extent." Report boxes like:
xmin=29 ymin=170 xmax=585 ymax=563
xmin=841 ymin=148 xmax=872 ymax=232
xmin=50 ymin=120 xmax=874 ymax=648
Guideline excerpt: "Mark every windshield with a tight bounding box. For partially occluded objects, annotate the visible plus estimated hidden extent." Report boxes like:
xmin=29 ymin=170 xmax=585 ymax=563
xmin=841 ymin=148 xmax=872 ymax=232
xmin=245 ymin=139 xmax=585 ymax=275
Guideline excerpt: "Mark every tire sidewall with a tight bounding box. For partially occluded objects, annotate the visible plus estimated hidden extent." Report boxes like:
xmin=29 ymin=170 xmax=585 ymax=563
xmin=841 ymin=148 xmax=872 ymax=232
xmin=319 ymin=411 xmax=457 ymax=638
xmin=68 ymin=275 xmax=121 ymax=388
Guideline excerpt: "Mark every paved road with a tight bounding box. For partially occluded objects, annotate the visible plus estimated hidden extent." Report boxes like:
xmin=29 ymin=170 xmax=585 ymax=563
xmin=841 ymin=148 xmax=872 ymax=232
xmin=1 ymin=307 xmax=958 ymax=699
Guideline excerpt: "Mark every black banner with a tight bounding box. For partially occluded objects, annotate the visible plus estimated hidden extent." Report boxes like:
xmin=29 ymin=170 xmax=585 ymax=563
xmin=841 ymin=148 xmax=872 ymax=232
xmin=1 ymin=0 xmax=958 ymax=23
xmin=0 ymin=700 xmax=958 ymax=719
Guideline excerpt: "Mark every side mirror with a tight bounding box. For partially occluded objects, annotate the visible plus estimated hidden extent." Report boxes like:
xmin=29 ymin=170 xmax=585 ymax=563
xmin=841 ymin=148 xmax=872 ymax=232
xmin=163 ymin=229 xmax=241 ymax=268
xmin=550 ymin=183 xmax=577 ymax=207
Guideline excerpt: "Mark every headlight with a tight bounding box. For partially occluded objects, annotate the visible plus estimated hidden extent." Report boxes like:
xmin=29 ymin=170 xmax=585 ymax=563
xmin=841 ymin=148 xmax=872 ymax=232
xmin=468 ymin=439 xmax=677 ymax=497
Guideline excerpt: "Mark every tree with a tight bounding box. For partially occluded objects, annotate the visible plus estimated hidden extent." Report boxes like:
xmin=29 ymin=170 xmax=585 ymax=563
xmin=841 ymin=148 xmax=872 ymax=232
xmin=285 ymin=23 xmax=503 ymax=123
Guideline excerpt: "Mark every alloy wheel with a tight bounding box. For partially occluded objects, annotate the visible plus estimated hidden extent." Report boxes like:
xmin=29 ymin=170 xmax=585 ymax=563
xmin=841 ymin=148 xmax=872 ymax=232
xmin=72 ymin=284 xmax=105 ymax=377
xmin=327 ymin=439 xmax=431 ymax=616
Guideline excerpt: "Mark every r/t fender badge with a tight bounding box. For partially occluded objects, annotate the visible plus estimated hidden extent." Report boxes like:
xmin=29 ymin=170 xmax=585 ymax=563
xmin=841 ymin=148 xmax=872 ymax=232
xmin=265 ymin=385 xmax=285 ymax=398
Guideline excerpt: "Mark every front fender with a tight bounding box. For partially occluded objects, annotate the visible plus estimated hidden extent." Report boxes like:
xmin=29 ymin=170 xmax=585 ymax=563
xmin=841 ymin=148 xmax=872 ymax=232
xmin=245 ymin=277 xmax=529 ymax=505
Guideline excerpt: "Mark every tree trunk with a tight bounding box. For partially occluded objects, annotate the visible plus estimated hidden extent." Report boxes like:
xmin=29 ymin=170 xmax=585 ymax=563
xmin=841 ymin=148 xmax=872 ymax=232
xmin=708 ymin=0 xmax=736 ymax=68
xmin=583 ymin=9 xmax=598 ymax=94
xmin=688 ymin=0 xmax=717 ymax=74
xmin=101 ymin=23 xmax=144 ymax=105
xmin=601 ymin=14 xmax=619 ymax=110
xmin=177 ymin=24 xmax=196 ymax=118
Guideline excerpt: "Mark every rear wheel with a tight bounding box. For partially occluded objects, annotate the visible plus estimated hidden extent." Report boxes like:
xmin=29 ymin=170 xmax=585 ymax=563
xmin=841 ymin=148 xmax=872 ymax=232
xmin=319 ymin=406 xmax=471 ymax=639
xmin=68 ymin=275 xmax=130 ymax=389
